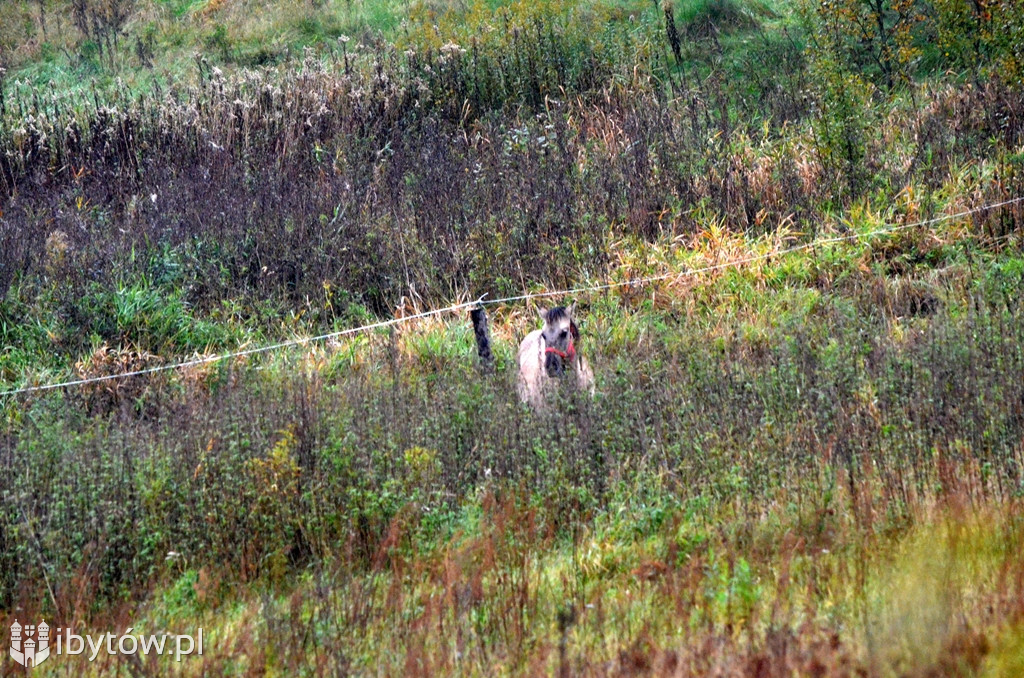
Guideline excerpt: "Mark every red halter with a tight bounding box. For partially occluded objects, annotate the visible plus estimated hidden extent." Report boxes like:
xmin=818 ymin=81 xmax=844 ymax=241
xmin=545 ymin=335 xmax=577 ymax=364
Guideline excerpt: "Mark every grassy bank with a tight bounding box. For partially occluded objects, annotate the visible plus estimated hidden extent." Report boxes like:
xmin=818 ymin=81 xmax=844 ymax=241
xmin=3 ymin=0 xmax=1024 ymax=674
xmin=5 ymin=219 xmax=1024 ymax=672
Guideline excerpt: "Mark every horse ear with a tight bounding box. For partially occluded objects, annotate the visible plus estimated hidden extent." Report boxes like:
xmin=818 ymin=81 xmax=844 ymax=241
xmin=537 ymin=307 xmax=548 ymax=323
xmin=566 ymin=301 xmax=577 ymax=318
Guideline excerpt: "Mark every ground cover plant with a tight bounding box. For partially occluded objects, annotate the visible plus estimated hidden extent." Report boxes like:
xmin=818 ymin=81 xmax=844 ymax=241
xmin=2 ymin=0 xmax=1024 ymax=674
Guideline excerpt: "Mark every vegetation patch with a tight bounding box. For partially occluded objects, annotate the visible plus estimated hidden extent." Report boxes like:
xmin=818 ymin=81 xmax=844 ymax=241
xmin=1 ymin=0 xmax=1024 ymax=674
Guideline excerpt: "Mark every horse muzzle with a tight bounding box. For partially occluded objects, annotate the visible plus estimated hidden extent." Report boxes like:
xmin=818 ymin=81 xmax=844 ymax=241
xmin=544 ymin=351 xmax=566 ymax=377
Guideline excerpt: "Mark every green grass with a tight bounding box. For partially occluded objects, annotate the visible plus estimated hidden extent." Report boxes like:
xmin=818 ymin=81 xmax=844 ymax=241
xmin=24 ymin=471 xmax=1024 ymax=675
xmin=672 ymin=0 xmax=761 ymax=36
xmin=3 ymin=0 xmax=787 ymax=93
xmin=4 ymin=214 xmax=1024 ymax=675
xmin=155 ymin=0 xmax=207 ymax=18
xmin=3 ymin=0 xmax=1024 ymax=674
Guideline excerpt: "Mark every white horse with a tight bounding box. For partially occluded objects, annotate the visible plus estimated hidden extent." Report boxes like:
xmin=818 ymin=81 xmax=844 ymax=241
xmin=517 ymin=302 xmax=595 ymax=410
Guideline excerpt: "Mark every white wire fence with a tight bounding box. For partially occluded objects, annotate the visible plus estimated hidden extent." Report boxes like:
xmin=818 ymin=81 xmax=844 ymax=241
xmin=2 ymin=195 xmax=1021 ymax=398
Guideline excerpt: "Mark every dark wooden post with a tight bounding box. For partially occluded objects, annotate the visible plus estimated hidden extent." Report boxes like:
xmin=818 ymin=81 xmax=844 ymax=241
xmin=470 ymin=307 xmax=494 ymax=374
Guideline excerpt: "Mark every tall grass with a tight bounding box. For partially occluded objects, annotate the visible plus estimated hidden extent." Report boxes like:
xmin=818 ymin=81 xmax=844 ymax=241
xmin=2 ymin=1 xmax=1024 ymax=673
xmin=2 ymin=33 xmax=1022 ymax=379
xmin=3 ymin=277 xmax=1024 ymax=610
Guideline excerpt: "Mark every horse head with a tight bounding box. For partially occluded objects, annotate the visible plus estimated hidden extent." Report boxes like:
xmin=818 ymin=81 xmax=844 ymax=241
xmin=538 ymin=302 xmax=579 ymax=378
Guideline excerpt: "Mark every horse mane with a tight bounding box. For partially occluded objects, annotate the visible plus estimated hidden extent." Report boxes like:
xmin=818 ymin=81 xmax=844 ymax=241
xmin=546 ymin=306 xmax=569 ymax=323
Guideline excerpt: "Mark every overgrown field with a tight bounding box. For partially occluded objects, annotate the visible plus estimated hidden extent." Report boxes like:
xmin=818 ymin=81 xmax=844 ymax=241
xmin=2 ymin=0 xmax=1024 ymax=674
